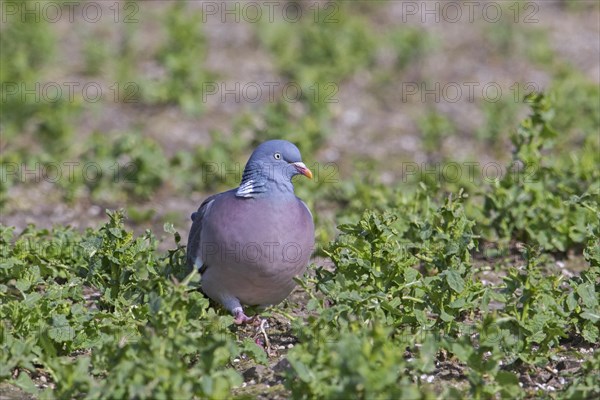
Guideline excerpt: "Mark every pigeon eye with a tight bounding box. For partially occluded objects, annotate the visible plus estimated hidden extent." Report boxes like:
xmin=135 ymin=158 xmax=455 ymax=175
xmin=274 ymin=152 xmax=281 ymax=160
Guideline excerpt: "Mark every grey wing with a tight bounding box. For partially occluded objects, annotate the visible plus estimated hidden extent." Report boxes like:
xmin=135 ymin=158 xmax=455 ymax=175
xmin=186 ymin=193 xmax=219 ymax=272
xmin=297 ymin=197 xmax=313 ymax=220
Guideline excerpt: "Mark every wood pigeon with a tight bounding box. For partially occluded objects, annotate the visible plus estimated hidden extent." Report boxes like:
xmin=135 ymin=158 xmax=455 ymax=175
xmin=187 ymin=140 xmax=315 ymax=324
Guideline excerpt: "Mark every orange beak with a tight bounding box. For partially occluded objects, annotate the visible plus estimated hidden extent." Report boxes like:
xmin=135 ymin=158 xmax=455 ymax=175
xmin=291 ymin=162 xmax=313 ymax=179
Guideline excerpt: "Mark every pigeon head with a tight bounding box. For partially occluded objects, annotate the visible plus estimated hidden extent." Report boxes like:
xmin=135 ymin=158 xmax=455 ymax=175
xmin=236 ymin=140 xmax=312 ymax=197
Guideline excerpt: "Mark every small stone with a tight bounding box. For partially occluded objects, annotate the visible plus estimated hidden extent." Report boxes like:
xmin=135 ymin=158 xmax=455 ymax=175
xmin=287 ymin=343 xmax=294 ymax=349
xmin=243 ymin=365 xmax=267 ymax=381
xmin=273 ymin=359 xmax=291 ymax=374
xmin=89 ymin=205 xmax=101 ymax=216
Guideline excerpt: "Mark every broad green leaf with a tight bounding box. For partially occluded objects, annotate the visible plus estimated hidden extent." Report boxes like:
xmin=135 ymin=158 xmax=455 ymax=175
xmin=580 ymin=310 xmax=600 ymax=323
xmin=445 ymin=270 xmax=465 ymax=293
xmin=48 ymin=315 xmax=74 ymax=342
xmin=582 ymin=322 xmax=599 ymax=343
xmin=577 ymin=283 xmax=598 ymax=308
xmin=240 ymin=338 xmax=268 ymax=365
xmin=15 ymin=371 xmax=38 ymax=395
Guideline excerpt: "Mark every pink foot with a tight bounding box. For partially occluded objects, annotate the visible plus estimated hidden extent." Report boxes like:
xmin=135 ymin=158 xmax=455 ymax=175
xmin=233 ymin=309 xmax=257 ymax=325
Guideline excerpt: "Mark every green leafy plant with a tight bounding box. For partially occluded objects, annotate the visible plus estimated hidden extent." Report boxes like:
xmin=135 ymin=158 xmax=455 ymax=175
xmin=257 ymin=2 xmax=375 ymax=112
xmin=565 ymin=210 xmax=600 ymax=343
xmin=139 ymin=0 xmax=211 ymax=114
xmin=1 ymin=211 xmax=246 ymax=399
xmin=417 ymin=109 xmax=456 ymax=156
xmin=443 ymin=315 xmax=524 ymax=399
xmin=286 ymin=323 xmax=430 ymax=400
xmin=74 ymin=133 xmax=170 ymax=202
xmin=499 ymin=246 xmax=571 ymax=361
xmin=483 ymin=93 xmax=599 ymax=251
xmin=0 ymin=0 xmax=80 ymax=152
xmin=312 ymin=188 xmax=479 ymax=335
xmin=389 ymin=27 xmax=434 ymax=71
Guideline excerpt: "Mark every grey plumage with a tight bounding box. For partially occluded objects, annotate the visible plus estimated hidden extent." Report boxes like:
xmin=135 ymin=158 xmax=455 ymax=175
xmin=186 ymin=140 xmax=314 ymax=323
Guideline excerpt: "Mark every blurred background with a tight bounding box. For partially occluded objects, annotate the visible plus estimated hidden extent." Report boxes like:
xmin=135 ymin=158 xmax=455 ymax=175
xmin=1 ymin=0 xmax=598 ymax=247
